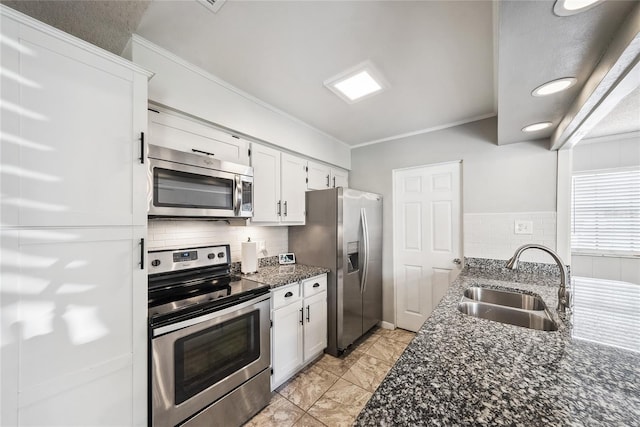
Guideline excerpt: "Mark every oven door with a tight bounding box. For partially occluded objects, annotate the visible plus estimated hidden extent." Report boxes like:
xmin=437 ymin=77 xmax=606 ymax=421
xmin=150 ymin=294 xmax=270 ymax=427
xmin=148 ymin=157 xmax=241 ymax=218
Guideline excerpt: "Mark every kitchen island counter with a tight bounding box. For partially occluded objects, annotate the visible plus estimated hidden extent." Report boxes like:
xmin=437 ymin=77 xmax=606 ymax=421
xmin=355 ymin=263 xmax=640 ymax=426
xmin=242 ymin=264 xmax=330 ymax=289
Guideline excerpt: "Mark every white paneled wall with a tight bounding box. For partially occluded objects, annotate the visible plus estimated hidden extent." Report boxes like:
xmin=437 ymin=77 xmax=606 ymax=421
xmin=464 ymin=212 xmax=557 ymax=263
xmin=147 ymin=220 xmax=288 ymax=262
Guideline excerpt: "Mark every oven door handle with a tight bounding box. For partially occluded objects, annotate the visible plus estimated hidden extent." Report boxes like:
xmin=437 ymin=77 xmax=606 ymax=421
xmin=152 ymin=293 xmax=270 ymax=337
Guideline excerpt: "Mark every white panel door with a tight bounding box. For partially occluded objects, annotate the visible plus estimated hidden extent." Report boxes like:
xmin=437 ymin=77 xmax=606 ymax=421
xmin=394 ymin=162 xmax=461 ymax=331
xmin=251 ymin=144 xmax=281 ymax=222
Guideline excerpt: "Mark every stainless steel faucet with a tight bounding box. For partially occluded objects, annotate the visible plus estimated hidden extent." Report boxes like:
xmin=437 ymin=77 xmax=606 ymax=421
xmin=505 ymin=244 xmax=570 ymax=313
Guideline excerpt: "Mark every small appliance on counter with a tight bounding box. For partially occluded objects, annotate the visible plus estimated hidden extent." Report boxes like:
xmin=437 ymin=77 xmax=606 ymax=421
xmin=278 ymin=252 xmax=296 ymax=265
xmin=241 ymin=238 xmax=258 ymax=274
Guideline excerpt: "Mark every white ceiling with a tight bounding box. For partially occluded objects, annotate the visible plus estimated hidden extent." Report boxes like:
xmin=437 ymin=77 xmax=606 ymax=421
xmin=2 ymin=0 xmax=638 ymax=148
xmin=496 ymin=0 xmax=637 ymax=145
xmin=134 ymin=0 xmax=495 ymax=146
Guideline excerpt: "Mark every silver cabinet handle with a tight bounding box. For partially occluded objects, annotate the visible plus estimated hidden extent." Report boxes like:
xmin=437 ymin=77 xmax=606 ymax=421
xmin=277 ymin=200 xmax=281 ymax=216
xmin=299 ymin=307 xmax=304 ymax=325
xmin=333 ymin=176 xmax=336 ymax=187
xmin=284 ymin=201 xmax=288 ymax=216
xmin=326 ymin=174 xmax=330 ymax=187
xmin=306 ymin=305 xmax=310 ymax=322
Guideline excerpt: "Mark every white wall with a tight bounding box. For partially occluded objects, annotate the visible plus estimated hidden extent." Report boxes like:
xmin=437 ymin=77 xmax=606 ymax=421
xmin=147 ymin=221 xmax=288 ymax=263
xmin=350 ymin=117 xmax=559 ymax=323
xmin=571 ymin=134 xmax=640 ymax=285
xmin=128 ymin=35 xmax=351 ymax=170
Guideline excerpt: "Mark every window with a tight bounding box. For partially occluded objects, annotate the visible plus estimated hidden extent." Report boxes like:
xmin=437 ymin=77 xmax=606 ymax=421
xmin=571 ymin=168 xmax=640 ymax=255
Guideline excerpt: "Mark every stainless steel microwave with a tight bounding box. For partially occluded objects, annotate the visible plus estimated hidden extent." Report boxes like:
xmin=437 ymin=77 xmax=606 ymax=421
xmin=147 ymin=144 xmax=253 ymax=218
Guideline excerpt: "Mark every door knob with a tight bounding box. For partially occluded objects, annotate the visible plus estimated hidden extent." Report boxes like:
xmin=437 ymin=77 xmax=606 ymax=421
xmin=453 ymin=258 xmax=461 ymax=265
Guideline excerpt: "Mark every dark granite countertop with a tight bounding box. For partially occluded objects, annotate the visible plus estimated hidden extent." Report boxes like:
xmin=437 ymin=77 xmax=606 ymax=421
xmin=355 ymin=263 xmax=640 ymax=426
xmin=241 ymin=264 xmax=329 ymax=289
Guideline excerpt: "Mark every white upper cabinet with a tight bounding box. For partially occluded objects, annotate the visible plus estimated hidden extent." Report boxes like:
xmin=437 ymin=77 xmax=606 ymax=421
xmin=307 ymin=160 xmax=349 ymax=190
xmin=251 ymin=144 xmax=281 ymax=222
xmin=251 ymin=144 xmax=306 ymax=225
xmin=148 ymin=106 xmax=250 ymax=165
xmin=307 ymin=161 xmax=332 ymax=190
xmin=280 ymin=153 xmax=307 ymax=223
xmin=331 ymin=168 xmax=349 ymax=188
xmin=0 ymin=19 xmax=149 ymax=228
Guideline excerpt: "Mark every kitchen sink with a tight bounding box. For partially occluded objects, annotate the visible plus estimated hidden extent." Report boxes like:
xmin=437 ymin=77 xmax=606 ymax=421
xmin=463 ymin=287 xmax=546 ymax=310
xmin=457 ymin=301 xmax=558 ymax=331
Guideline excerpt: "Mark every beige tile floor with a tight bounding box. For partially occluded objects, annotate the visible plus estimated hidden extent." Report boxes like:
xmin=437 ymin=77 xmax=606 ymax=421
xmin=244 ymin=327 xmax=416 ymax=427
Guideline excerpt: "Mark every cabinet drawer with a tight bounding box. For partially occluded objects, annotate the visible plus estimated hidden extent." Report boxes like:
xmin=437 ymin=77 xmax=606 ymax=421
xmin=272 ymin=283 xmax=301 ymax=309
xmin=302 ymin=275 xmax=327 ymax=298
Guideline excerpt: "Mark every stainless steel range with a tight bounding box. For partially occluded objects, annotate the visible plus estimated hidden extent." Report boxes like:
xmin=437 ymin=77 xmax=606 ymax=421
xmin=148 ymin=244 xmax=271 ymax=427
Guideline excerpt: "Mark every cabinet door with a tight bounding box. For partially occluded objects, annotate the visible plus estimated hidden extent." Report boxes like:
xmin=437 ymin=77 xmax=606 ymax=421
xmin=251 ymin=144 xmax=281 ymax=222
xmin=6 ymin=227 xmax=146 ymax=426
xmin=307 ymin=161 xmax=331 ymax=190
xmin=303 ymin=292 xmax=328 ymax=362
xmin=331 ymin=168 xmax=349 ymax=188
xmin=280 ymin=153 xmax=307 ymax=224
xmin=148 ymin=107 xmax=250 ymax=165
xmin=0 ymin=22 xmax=147 ymax=228
xmin=271 ymin=301 xmax=304 ymax=389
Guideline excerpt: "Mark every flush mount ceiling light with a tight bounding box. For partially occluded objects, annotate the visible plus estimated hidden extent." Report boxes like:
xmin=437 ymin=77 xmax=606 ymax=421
xmin=324 ymin=61 xmax=389 ymax=104
xmin=532 ymin=77 xmax=577 ymax=97
xmin=522 ymin=122 xmax=554 ymax=132
xmin=553 ymin=0 xmax=603 ymax=16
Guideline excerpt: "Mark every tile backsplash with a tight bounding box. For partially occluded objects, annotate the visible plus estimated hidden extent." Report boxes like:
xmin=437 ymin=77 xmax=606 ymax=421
xmin=464 ymin=212 xmax=557 ymax=263
xmin=147 ymin=220 xmax=288 ymax=262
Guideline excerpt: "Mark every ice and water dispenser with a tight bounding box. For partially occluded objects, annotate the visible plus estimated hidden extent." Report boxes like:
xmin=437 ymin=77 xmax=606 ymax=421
xmin=347 ymin=241 xmax=360 ymax=273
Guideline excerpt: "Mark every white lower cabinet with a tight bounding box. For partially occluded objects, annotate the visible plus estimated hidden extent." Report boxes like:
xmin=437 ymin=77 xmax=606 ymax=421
xmin=270 ymin=274 xmax=327 ymax=390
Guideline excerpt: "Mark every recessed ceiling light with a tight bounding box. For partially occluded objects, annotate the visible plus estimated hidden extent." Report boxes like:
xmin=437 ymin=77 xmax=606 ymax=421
xmin=522 ymin=122 xmax=554 ymax=132
xmin=532 ymin=77 xmax=577 ymax=97
xmin=553 ymin=0 xmax=603 ymax=16
xmin=324 ymin=61 xmax=388 ymax=104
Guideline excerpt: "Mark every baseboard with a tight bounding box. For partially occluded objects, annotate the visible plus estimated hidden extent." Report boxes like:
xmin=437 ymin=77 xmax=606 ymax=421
xmin=379 ymin=321 xmax=395 ymax=330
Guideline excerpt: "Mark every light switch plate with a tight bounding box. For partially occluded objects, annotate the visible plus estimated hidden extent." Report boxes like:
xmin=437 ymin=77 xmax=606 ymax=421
xmin=514 ymin=220 xmax=533 ymax=235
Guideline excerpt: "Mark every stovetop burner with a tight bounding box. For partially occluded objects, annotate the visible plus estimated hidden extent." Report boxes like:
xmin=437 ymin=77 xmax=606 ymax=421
xmin=147 ymin=245 xmax=269 ymax=327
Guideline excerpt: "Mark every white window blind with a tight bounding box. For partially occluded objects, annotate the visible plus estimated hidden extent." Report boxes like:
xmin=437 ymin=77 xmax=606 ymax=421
xmin=571 ymin=168 xmax=640 ymax=255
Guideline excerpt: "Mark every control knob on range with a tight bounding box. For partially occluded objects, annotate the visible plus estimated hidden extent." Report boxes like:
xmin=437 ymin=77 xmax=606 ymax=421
xmin=151 ymin=259 xmax=161 ymax=267
xmin=217 ymin=252 xmax=225 ymax=258
xmin=207 ymin=253 xmax=216 ymax=260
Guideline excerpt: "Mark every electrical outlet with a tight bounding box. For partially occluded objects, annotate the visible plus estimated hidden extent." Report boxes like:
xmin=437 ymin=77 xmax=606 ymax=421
xmin=514 ymin=220 xmax=533 ymax=235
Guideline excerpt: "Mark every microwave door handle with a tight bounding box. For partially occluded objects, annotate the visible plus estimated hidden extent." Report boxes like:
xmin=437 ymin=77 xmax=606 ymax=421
xmin=234 ymin=175 xmax=242 ymax=215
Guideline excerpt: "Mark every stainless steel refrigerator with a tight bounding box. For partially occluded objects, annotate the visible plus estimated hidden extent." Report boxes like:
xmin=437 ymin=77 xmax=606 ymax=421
xmin=289 ymin=188 xmax=382 ymax=356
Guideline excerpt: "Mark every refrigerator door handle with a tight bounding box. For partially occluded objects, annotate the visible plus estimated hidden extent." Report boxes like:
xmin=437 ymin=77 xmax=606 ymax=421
xmin=360 ymin=207 xmax=370 ymax=294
